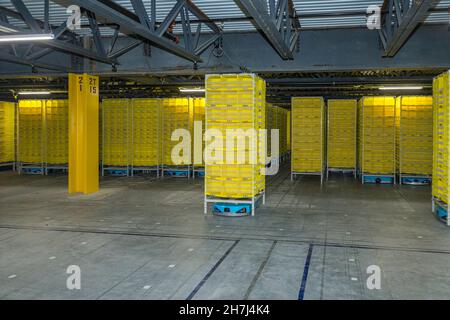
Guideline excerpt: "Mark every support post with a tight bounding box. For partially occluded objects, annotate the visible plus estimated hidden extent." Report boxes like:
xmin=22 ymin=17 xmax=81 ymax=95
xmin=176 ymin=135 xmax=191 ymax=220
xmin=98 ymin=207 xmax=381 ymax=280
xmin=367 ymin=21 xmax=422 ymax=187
xmin=68 ymin=73 xmax=99 ymax=194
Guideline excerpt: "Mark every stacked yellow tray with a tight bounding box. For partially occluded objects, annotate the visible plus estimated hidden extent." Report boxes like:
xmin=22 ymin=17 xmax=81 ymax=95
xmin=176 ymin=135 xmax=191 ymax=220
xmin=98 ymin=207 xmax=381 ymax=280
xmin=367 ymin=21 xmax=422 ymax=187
xmin=276 ymin=106 xmax=288 ymax=157
xmin=291 ymin=97 xmax=325 ymax=181
xmin=266 ymin=104 xmax=288 ymax=160
xmin=131 ymin=98 xmax=161 ymax=167
xmin=266 ymin=103 xmax=276 ymax=159
xmin=205 ymin=73 xmax=266 ymax=199
xmin=18 ymin=100 xmax=44 ymax=165
xmin=102 ymin=99 xmax=130 ymax=167
xmin=0 ymin=102 xmax=15 ymax=164
xmin=358 ymin=97 xmax=396 ymax=176
xmin=192 ymin=98 xmax=205 ymax=169
xmin=45 ymin=100 xmax=68 ymax=165
xmin=396 ymin=96 xmax=433 ymax=179
xmin=161 ymin=98 xmax=192 ymax=167
xmin=433 ymin=72 xmax=450 ymax=206
xmin=327 ymin=99 xmax=357 ymax=171
xmin=287 ymin=110 xmax=291 ymax=152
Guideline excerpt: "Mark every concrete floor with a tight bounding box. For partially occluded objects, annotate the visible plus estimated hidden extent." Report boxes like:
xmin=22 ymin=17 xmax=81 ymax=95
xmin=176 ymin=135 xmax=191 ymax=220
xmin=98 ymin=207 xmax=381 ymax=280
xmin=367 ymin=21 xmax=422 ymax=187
xmin=0 ymin=166 xmax=450 ymax=300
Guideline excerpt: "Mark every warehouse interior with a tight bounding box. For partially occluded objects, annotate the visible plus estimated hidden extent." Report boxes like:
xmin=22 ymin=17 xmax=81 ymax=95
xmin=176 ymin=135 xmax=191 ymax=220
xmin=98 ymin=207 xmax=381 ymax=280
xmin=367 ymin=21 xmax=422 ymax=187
xmin=0 ymin=0 xmax=450 ymax=301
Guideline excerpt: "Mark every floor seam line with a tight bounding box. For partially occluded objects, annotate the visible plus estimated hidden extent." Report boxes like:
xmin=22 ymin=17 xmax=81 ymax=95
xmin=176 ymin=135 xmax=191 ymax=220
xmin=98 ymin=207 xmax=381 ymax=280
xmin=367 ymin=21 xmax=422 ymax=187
xmin=1 ymin=225 xmax=449 ymax=255
xmin=298 ymin=243 xmax=314 ymax=300
xmin=243 ymin=240 xmax=277 ymax=300
xmin=186 ymin=240 xmax=240 ymax=300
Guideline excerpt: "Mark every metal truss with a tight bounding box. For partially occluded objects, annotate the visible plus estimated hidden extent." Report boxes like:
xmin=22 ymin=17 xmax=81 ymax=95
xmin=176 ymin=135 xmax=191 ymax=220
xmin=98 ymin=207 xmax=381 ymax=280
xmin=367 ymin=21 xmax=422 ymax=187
xmin=0 ymin=0 xmax=222 ymax=72
xmin=0 ymin=0 xmax=120 ymax=71
xmin=234 ymin=0 xmax=300 ymax=59
xmin=379 ymin=0 xmax=439 ymax=57
xmin=0 ymin=68 xmax=436 ymax=102
xmin=53 ymin=0 xmax=222 ymax=63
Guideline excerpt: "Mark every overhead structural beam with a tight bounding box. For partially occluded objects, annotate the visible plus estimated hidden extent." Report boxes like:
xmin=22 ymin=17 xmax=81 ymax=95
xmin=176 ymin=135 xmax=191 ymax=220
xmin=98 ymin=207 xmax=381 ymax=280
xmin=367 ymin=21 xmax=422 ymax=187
xmin=194 ymin=34 xmax=221 ymax=56
xmin=53 ymin=0 xmax=204 ymax=63
xmin=0 ymin=51 xmax=70 ymax=72
xmin=185 ymin=0 xmax=221 ymax=34
xmin=11 ymin=0 xmax=42 ymax=32
xmin=380 ymin=0 xmax=439 ymax=57
xmin=130 ymin=0 xmax=153 ymax=30
xmin=157 ymin=0 xmax=186 ymax=37
xmin=0 ymin=19 xmax=116 ymax=65
xmin=234 ymin=0 xmax=300 ymax=60
xmin=108 ymin=40 xmax=141 ymax=59
xmin=26 ymin=47 xmax=53 ymax=60
xmin=0 ymin=5 xmax=76 ymax=39
xmin=0 ymin=25 xmax=448 ymax=77
xmin=42 ymin=39 xmax=115 ymax=65
xmin=86 ymin=11 xmax=107 ymax=56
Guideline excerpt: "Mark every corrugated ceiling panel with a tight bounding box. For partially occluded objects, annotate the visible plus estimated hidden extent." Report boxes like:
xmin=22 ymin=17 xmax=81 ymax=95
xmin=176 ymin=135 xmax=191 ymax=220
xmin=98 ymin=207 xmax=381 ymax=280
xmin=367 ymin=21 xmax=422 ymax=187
xmin=0 ymin=0 xmax=447 ymax=34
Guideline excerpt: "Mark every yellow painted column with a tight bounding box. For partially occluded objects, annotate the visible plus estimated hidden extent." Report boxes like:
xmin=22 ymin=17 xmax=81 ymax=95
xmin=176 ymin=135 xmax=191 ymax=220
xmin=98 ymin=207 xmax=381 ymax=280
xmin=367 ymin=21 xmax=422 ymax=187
xmin=68 ymin=73 xmax=99 ymax=194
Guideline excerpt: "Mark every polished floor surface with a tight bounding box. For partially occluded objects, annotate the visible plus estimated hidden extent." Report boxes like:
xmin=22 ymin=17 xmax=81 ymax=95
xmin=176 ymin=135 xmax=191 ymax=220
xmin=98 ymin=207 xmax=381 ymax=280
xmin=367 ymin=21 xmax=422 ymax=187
xmin=0 ymin=167 xmax=449 ymax=300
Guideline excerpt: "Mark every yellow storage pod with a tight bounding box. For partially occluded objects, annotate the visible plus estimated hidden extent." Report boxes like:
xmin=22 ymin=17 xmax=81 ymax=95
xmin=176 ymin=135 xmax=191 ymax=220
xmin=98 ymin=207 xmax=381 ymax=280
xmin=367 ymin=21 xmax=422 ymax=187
xmin=432 ymin=71 xmax=450 ymax=224
xmin=161 ymin=98 xmax=192 ymax=177
xmin=45 ymin=100 xmax=68 ymax=169
xmin=0 ymin=101 xmax=15 ymax=166
xmin=192 ymin=97 xmax=205 ymax=177
xmin=205 ymin=74 xmax=266 ymax=216
xmin=358 ymin=96 xmax=396 ymax=184
xmin=396 ymin=96 xmax=433 ymax=185
xmin=17 ymin=99 xmax=69 ymax=174
xmin=266 ymin=103 xmax=275 ymax=160
xmin=266 ymin=105 xmax=288 ymax=161
xmin=101 ymin=99 xmax=130 ymax=172
xmin=291 ymin=97 xmax=325 ymax=184
xmin=101 ymin=98 xmax=161 ymax=176
xmin=277 ymin=106 xmax=288 ymax=158
xmin=17 ymin=100 xmax=45 ymax=173
xmin=131 ymin=98 xmax=161 ymax=175
xmin=327 ymin=99 xmax=357 ymax=175
xmin=287 ymin=110 xmax=291 ymax=152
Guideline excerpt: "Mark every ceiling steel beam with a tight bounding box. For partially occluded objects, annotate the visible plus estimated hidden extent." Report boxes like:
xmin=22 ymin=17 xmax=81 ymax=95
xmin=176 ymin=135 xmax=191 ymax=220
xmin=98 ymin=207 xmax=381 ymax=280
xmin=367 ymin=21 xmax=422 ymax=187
xmin=108 ymin=40 xmax=141 ymax=59
xmin=0 ymin=51 xmax=69 ymax=72
xmin=26 ymin=48 xmax=53 ymax=60
xmin=86 ymin=11 xmax=107 ymax=56
xmin=194 ymin=34 xmax=221 ymax=56
xmin=381 ymin=0 xmax=439 ymax=56
xmin=234 ymin=0 xmax=299 ymax=59
xmin=0 ymin=5 xmax=76 ymax=40
xmin=185 ymin=0 xmax=221 ymax=34
xmin=1 ymin=26 xmax=447 ymax=77
xmin=53 ymin=0 xmax=202 ymax=63
xmin=44 ymin=0 xmax=50 ymax=32
xmin=11 ymin=0 xmax=41 ymax=32
xmin=130 ymin=0 xmax=153 ymax=30
xmin=157 ymin=0 xmax=186 ymax=37
xmin=0 ymin=19 xmax=115 ymax=65
xmin=42 ymin=39 xmax=115 ymax=65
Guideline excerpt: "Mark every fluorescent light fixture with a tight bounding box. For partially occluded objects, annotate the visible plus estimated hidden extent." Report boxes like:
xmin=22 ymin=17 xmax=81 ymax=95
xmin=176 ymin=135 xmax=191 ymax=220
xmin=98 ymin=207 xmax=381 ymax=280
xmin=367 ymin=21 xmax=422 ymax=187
xmin=0 ymin=33 xmax=54 ymax=42
xmin=18 ymin=91 xmax=51 ymax=95
xmin=179 ymin=87 xmax=205 ymax=93
xmin=379 ymin=86 xmax=423 ymax=90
